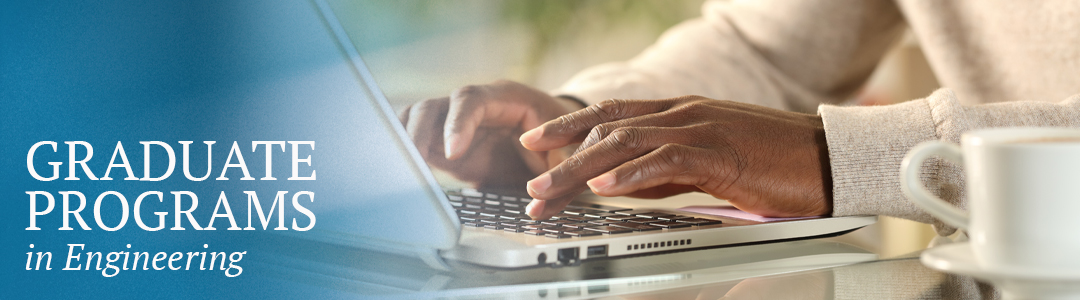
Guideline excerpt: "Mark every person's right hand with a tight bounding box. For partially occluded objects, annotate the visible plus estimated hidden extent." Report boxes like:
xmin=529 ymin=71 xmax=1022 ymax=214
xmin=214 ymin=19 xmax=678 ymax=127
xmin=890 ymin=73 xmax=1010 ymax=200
xmin=397 ymin=80 xmax=584 ymax=189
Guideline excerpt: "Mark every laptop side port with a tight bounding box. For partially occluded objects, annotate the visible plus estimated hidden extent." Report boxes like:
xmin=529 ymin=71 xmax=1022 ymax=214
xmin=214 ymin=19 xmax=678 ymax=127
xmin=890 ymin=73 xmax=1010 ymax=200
xmin=556 ymin=247 xmax=579 ymax=266
xmin=586 ymin=245 xmax=607 ymax=258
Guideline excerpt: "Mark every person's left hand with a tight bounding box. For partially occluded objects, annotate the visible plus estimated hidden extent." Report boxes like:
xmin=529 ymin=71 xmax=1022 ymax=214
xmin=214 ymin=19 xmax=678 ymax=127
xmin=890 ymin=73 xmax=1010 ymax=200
xmin=518 ymin=96 xmax=833 ymax=220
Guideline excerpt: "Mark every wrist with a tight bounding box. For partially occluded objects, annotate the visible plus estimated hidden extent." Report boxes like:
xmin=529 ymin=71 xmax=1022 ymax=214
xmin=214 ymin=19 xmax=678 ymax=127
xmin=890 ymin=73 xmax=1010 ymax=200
xmin=811 ymin=115 xmax=834 ymax=216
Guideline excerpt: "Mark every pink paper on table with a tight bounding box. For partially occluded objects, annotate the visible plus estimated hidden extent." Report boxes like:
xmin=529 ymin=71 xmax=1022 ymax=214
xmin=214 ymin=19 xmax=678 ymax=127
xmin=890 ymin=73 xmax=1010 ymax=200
xmin=677 ymin=205 xmax=821 ymax=222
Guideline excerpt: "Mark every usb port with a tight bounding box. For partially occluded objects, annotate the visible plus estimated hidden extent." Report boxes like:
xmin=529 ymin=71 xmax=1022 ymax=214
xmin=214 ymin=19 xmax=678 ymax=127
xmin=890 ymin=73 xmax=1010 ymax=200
xmin=587 ymin=245 xmax=607 ymax=258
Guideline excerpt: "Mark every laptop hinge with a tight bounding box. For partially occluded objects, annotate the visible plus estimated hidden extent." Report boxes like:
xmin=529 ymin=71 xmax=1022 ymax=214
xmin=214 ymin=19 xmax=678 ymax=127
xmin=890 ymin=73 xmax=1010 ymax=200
xmin=416 ymin=248 xmax=451 ymax=271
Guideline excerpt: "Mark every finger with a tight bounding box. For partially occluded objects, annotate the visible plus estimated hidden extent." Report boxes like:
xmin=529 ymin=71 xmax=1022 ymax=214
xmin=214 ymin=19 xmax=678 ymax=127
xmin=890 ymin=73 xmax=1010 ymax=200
xmin=443 ymin=85 xmax=489 ymax=160
xmin=397 ymin=104 xmax=413 ymax=126
xmin=520 ymin=99 xmax=678 ymax=151
xmin=587 ymin=144 xmax=730 ymax=197
xmin=525 ymin=193 xmax=577 ymax=220
xmin=525 ymin=127 xmax=690 ymax=218
xmin=573 ymin=110 xmax=690 ymax=155
xmin=622 ymin=184 xmax=703 ymax=199
xmin=406 ymin=98 xmax=450 ymax=160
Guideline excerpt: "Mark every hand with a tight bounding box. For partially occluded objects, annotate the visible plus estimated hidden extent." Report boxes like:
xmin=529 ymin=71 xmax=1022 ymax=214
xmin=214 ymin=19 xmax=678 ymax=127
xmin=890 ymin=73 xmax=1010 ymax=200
xmin=398 ymin=80 xmax=583 ymax=188
xmin=519 ymin=96 xmax=833 ymax=220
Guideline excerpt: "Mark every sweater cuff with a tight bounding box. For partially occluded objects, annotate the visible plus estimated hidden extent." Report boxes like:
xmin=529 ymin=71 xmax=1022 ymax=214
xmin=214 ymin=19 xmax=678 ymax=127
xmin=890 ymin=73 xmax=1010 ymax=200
xmin=818 ymin=99 xmax=940 ymax=223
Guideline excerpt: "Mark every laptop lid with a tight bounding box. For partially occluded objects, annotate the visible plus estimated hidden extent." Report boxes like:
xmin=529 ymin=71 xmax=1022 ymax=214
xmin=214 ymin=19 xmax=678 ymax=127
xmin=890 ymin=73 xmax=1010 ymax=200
xmin=285 ymin=0 xmax=461 ymax=252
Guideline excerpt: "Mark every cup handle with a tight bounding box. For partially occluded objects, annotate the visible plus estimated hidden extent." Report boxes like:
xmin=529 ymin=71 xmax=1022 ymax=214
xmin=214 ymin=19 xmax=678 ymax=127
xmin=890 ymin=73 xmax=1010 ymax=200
xmin=900 ymin=141 xmax=970 ymax=230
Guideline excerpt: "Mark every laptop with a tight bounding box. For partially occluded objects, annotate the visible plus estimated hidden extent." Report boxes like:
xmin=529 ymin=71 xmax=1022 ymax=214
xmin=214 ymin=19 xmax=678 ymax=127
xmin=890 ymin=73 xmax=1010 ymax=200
xmin=302 ymin=0 xmax=877 ymax=270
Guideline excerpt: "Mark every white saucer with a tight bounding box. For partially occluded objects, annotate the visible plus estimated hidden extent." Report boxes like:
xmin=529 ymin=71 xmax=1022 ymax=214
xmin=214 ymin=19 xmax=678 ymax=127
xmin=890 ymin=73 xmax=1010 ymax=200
xmin=922 ymin=242 xmax=1080 ymax=299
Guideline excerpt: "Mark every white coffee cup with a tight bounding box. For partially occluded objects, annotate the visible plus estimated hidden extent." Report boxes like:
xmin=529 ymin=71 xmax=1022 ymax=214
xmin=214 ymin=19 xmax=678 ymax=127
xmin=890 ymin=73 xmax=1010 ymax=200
xmin=901 ymin=127 xmax=1080 ymax=274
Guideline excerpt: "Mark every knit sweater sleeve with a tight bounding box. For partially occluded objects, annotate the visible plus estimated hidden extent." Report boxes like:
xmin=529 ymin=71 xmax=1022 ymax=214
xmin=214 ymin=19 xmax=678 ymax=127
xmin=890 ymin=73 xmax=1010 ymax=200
xmin=552 ymin=0 xmax=905 ymax=114
xmin=820 ymin=89 xmax=1080 ymax=235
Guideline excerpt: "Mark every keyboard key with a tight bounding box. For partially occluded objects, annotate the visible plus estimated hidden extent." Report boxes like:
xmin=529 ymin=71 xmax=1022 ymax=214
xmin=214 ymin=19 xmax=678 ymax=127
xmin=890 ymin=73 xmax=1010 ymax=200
xmin=506 ymin=214 xmax=534 ymax=220
xmin=563 ymin=209 xmax=606 ymax=215
xmin=552 ymin=213 xmax=578 ymax=219
xmin=563 ymin=230 xmax=602 ymax=237
xmin=587 ymin=219 xmax=624 ymax=226
xmin=614 ymin=209 xmax=658 ymax=216
xmin=542 ymin=220 xmax=578 ymax=226
xmin=457 ymin=209 xmax=478 ymax=215
xmin=583 ymin=226 xmax=633 ymax=234
xmin=503 ymin=209 xmax=524 ymax=214
xmin=561 ymin=209 xmax=586 ymax=215
xmin=564 ymin=216 xmax=595 ymax=222
xmin=479 ymin=218 xmax=500 ymax=224
xmin=459 ymin=215 xmax=480 ymax=221
xmin=649 ymin=221 xmax=692 ymax=229
xmin=447 ymin=195 xmax=464 ymax=202
xmin=464 ymin=197 xmax=484 ymax=203
xmin=658 ymin=215 xmax=694 ymax=221
xmin=611 ymin=223 xmax=663 ymax=231
xmin=605 ymin=214 xmax=644 ymax=221
xmin=544 ymin=233 xmax=573 ymax=239
xmin=522 ymin=224 xmax=560 ymax=230
xmin=484 ymin=200 xmax=501 ymax=206
xmin=460 ymin=189 xmax=483 ymax=197
xmin=483 ymin=224 xmax=503 ymax=230
xmin=559 ymin=223 xmax=594 ymax=229
xmin=503 ymin=202 xmax=521 ymax=209
xmin=635 ymin=212 xmax=677 ymax=219
xmin=497 ymin=221 xmax=523 ymax=227
xmin=541 ymin=227 xmax=564 ymax=233
xmin=461 ymin=222 xmax=482 ymax=227
xmin=485 ymin=193 xmax=500 ymax=199
xmin=624 ymin=218 xmax=658 ymax=224
xmin=479 ymin=212 xmax=498 ymax=217
xmin=676 ymin=218 xmax=723 ymax=226
xmin=449 ymin=202 xmax=464 ymax=208
xmin=503 ymin=227 xmax=526 ymax=233
xmin=584 ymin=212 xmax=624 ymax=218
xmin=501 ymin=196 xmax=518 ymax=201
xmin=522 ymin=229 xmax=547 ymax=236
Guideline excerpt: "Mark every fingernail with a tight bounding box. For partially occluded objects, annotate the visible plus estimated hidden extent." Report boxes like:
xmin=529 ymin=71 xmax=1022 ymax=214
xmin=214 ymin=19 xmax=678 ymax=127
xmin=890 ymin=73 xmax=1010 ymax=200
xmin=587 ymin=173 xmax=616 ymax=192
xmin=526 ymin=199 xmax=545 ymax=219
xmin=519 ymin=127 xmax=543 ymax=146
xmin=444 ymin=134 xmax=459 ymax=159
xmin=527 ymin=174 xmax=551 ymax=197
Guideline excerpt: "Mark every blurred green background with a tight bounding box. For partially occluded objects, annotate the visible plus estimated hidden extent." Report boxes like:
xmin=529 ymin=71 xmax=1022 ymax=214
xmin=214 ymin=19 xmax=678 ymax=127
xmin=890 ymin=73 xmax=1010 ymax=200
xmin=326 ymin=0 xmax=704 ymax=110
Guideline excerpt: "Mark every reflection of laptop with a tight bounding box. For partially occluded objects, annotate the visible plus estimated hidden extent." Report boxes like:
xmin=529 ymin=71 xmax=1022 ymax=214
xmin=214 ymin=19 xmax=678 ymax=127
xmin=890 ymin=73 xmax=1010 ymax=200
xmin=307 ymin=0 xmax=876 ymax=270
xmin=260 ymin=234 xmax=876 ymax=298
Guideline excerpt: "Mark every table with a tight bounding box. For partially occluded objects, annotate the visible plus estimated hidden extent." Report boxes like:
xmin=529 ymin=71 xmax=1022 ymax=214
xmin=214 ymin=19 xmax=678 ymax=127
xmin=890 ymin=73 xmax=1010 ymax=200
xmin=256 ymin=232 xmax=998 ymax=299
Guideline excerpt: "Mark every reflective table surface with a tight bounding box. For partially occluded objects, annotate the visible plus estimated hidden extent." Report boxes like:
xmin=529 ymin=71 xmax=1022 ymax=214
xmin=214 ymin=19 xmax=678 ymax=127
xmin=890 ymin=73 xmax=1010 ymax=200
xmin=257 ymin=232 xmax=1004 ymax=300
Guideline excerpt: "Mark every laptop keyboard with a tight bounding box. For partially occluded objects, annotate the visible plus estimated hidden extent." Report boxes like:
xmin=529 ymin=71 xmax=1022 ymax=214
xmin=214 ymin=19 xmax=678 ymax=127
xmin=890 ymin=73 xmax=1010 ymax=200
xmin=447 ymin=189 xmax=722 ymax=239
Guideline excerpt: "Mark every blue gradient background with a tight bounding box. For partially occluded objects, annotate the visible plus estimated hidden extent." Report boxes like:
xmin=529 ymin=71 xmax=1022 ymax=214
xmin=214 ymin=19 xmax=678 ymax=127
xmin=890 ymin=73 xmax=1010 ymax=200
xmin=1 ymin=1 xmax=443 ymax=298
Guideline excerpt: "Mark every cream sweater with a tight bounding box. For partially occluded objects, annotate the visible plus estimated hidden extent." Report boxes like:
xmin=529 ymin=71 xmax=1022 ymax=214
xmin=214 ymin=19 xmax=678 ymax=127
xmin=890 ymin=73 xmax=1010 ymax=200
xmin=554 ymin=0 xmax=1080 ymax=234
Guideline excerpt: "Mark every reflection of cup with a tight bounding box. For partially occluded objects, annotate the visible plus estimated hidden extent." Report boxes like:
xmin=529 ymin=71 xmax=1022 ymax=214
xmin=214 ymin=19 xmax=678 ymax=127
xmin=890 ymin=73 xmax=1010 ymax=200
xmin=901 ymin=127 xmax=1080 ymax=273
